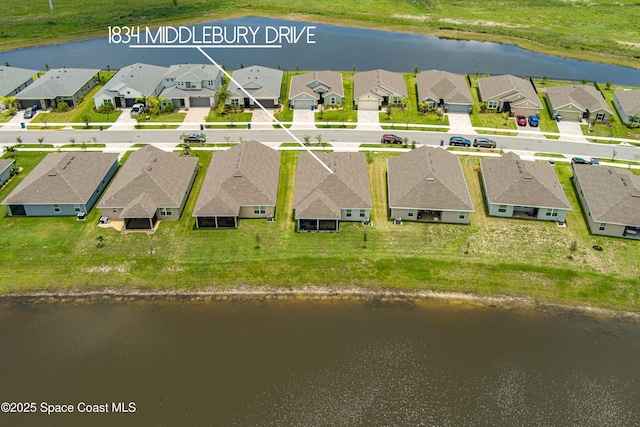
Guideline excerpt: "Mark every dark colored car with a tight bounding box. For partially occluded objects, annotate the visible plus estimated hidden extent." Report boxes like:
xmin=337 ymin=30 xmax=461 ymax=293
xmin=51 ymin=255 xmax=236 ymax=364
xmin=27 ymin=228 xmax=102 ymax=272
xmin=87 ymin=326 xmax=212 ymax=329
xmin=380 ymin=134 xmax=403 ymax=144
xmin=23 ymin=108 xmax=36 ymax=119
xmin=528 ymin=115 xmax=539 ymax=127
xmin=449 ymin=136 xmax=471 ymax=147
xmin=571 ymin=157 xmax=589 ymax=165
xmin=473 ymin=137 xmax=497 ymax=148
xmin=516 ymin=115 xmax=527 ymax=126
xmin=589 ymin=157 xmax=600 ymax=165
xmin=183 ymin=134 xmax=206 ymax=143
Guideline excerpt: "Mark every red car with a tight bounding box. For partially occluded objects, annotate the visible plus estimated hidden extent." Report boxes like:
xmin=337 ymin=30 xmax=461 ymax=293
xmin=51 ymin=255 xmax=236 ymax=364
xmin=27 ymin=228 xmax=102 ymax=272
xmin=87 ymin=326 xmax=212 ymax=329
xmin=516 ymin=115 xmax=527 ymax=126
xmin=380 ymin=134 xmax=403 ymax=144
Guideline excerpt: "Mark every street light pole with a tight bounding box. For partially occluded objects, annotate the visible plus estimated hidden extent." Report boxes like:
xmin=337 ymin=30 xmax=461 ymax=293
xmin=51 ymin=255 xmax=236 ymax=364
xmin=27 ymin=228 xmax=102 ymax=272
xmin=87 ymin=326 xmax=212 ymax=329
xmin=48 ymin=0 xmax=54 ymax=12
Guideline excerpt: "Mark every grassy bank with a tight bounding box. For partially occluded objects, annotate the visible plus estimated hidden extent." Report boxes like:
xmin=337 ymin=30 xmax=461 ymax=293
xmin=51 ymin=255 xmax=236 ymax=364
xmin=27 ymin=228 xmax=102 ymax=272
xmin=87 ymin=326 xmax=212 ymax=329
xmin=0 ymin=149 xmax=639 ymax=311
xmin=0 ymin=1 xmax=638 ymax=69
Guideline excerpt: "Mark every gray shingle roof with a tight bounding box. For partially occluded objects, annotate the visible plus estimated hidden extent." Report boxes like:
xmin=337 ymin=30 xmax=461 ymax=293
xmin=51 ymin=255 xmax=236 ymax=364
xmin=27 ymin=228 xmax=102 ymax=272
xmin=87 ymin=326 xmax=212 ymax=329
xmin=388 ymin=146 xmax=474 ymax=212
xmin=98 ymin=145 xmax=198 ymax=217
xmin=614 ymin=89 xmax=640 ymax=117
xmin=416 ymin=70 xmax=473 ymax=105
xmin=477 ymin=74 xmax=542 ymax=108
xmin=0 ymin=159 xmax=14 ymax=175
xmin=163 ymin=64 xmax=221 ymax=82
xmin=354 ymin=69 xmax=408 ymax=100
xmin=227 ymin=66 xmax=283 ymax=100
xmin=293 ymin=152 xmax=372 ymax=219
xmin=94 ymin=63 xmax=168 ymax=100
xmin=481 ymin=152 xmax=571 ymax=209
xmin=289 ymin=71 xmax=344 ymax=101
xmin=2 ymin=153 xmax=118 ymax=205
xmin=0 ymin=66 xmax=38 ymax=97
xmin=546 ymin=85 xmax=612 ymax=113
xmin=193 ymin=141 xmax=280 ymax=217
xmin=573 ymin=164 xmax=640 ymax=225
xmin=15 ymin=68 xmax=99 ymax=99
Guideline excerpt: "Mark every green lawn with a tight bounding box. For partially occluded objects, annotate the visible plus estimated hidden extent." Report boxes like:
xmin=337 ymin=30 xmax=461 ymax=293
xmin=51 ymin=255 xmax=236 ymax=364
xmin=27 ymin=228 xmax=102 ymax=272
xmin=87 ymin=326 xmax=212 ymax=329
xmin=1 ymin=148 xmax=640 ymax=311
xmin=314 ymin=72 xmax=357 ymax=126
xmin=468 ymin=76 xmax=518 ymax=134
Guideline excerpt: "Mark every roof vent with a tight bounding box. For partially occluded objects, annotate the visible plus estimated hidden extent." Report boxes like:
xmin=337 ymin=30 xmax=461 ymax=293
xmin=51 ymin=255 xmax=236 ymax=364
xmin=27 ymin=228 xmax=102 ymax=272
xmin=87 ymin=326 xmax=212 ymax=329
xmin=632 ymin=194 xmax=640 ymax=198
xmin=48 ymin=172 xmax=57 ymax=176
xmin=426 ymin=177 xmax=435 ymax=181
xmin=524 ymin=175 xmax=533 ymax=179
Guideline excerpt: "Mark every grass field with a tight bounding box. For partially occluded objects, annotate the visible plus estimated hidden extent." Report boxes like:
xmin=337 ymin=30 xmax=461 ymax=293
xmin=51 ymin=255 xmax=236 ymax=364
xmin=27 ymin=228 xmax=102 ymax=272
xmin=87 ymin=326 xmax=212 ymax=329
xmin=0 ymin=148 xmax=639 ymax=311
xmin=0 ymin=1 xmax=638 ymax=68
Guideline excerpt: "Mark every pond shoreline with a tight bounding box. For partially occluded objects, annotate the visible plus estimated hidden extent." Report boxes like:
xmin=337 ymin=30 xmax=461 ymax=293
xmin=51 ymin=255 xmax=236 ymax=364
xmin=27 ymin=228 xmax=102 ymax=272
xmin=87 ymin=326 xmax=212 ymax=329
xmin=2 ymin=286 xmax=639 ymax=321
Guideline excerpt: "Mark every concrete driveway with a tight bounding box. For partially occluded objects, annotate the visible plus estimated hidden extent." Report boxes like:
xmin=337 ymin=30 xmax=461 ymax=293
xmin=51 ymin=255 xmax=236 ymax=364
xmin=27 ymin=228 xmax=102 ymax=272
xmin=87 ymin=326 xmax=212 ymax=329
xmin=356 ymin=110 xmax=382 ymax=130
xmin=178 ymin=107 xmax=211 ymax=131
xmin=109 ymin=108 xmax=138 ymax=130
xmin=447 ymin=113 xmax=475 ymax=134
xmin=250 ymin=108 xmax=275 ymax=130
xmin=557 ymin=120 xmax=588 ymax=143
xmin=291 ymin=109 xmax=316 ymax=130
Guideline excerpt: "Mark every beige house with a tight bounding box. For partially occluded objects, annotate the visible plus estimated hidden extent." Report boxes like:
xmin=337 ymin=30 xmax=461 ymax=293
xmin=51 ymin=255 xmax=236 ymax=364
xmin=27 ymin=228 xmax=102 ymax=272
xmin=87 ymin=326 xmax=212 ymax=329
xmin=353 ymin=69 xmax=407 ymax=110
xmin=545 ymin=85 xmax=612 ymax=123
xmin=193 ymin=141 xmax=280 ymax=228
xmin=98 ymin=145 xmax=198 ymax=230
xmin=612 ymin=89 xmax=640 ymax=125
xmin=481 ymin=152 xmax=571 ymax=221
xmin=573 ymin=164 xmax=640 ymax=239
xmin=477 ymin=74 xmax=542 ymax=117
xmin=293 ymin=152 xmax=372 ymax=232
xmin=387 ymin=146 xmax=474 ymax=224
xmin=416 ymin=70 xmax=473 ymax=114
xmin=288 ymin=71 xmax=344 ymax=110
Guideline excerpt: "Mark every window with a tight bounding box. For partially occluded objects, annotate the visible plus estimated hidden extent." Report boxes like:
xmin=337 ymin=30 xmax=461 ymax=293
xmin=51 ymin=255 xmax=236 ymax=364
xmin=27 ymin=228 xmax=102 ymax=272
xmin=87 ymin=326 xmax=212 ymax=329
xmin=330 ymin=97 xmax=336 ymax=105
xmin=459 ymin=212 xmax=466 ymax=219
xmin=103 ymin=99 xmax=113 ymax=105
xmin=159 ymin=207 xmax=172 ymax=216
xmin=254 ymin=206 xmax=266 ymax=215
xmin=545 ymin=209 xmax=559 ymax=217
xmin=186 ymin=82 xmax=192 ymax=89
xmin=498 ymin=205 xmax=507 ymax=213
xmin=112 ymin=208 xmax=117 ymax=213
xmin=53 ymin=204 xmax=60 ymax=212
xmin=359 ymin=209 xmax=366 ymax=218
xmin=408 ymin=209 xmax=414 ymax=217
xmin=487 ymin=101 xmax=499 ymax=109
xmin=74 ymin=204 xmax=81 ymax=212
xmin=231 ymin=99 xmax=239 ymax=106
xmin=346 ymin=209 xmax=352 ymax=218
xmin=599 ymin=223 xmax=606 ymax=231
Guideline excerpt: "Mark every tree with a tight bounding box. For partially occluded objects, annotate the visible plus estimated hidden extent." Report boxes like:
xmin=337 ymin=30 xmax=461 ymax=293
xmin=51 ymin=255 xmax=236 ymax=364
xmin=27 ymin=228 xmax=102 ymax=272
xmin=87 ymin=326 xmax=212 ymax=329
xmin=15 ymin=136 xmax=22 ymax=146
xmin=3 ymin=145 xmax=16 ymax=158
xmin=37 ymin=137 xmax=45 ymax=147
xmin=612 ymin=148 xmax=618 ymax=161
xmin=215 ymin=88 xmax=232 ymax=109
xmin=179 ymin=143 xmax=192 ymax=156
xmin=69 ymin=137 xmax=75 ymax=146
xmin=82 ymin=114 xmax=91 ymax=127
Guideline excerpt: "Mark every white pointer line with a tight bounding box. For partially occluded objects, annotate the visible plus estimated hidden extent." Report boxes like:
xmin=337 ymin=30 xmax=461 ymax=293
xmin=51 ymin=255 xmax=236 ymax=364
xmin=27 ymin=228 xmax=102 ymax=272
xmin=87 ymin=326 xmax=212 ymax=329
xmin=130 ymin=45 xmax=282 ymax=49
xmin=195 ymin=46 xmax=334 ymax=174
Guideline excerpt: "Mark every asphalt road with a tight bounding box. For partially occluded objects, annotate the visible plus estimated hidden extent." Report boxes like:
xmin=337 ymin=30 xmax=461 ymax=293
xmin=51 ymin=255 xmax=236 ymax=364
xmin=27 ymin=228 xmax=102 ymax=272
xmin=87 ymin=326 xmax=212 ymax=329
xmin=1 ymin=128 xmax=638 ymax=161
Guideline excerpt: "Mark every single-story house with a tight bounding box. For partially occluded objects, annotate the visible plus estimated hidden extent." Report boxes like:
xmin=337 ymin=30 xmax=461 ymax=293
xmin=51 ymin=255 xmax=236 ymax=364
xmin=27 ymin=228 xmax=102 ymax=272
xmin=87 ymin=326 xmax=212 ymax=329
xmin=193 ymin=140 xmax=280 ymax=228
xmin=93 ymin=63 xmax=168 ymax=109
xmin=387 ymin=146 xmax=474 ymax=224
xmin=293 ymin=151 xmax=372 ymax=232
xmin=573 ymin=164 xmax=640 ymax=239
xmin=288 ymin=71 xmax=344 ymax=110
xmin=480 ymin=152 xmax=571 ymax=221
xmin=477 ymin=74 xmax=542 ymax=117
xmin=0 ymin=66 xmax=39 ymax=108
xmin=353 ymin=69 xmax=408 ymax=110
xmin=160 ymin=64 xmax=222 ymax=109
xmin=416 ymin=70 xmax=473 ymax=114
xmin=544 ymin=84 xmax=612 ymax=123
xmin=0 ymin=159 xmax=15 ymax=187
xmin=15 ymin=68 xmax=100 ymax=110
xmin=226 ymin=65 xmax=283 ymax=108
xmin=2 ymin=153 xmax=118 ymax=217
xmin=612 ymin=89 xmax=640 ymax=125
xmin=98 ymin=145 xmax=198 ymax=230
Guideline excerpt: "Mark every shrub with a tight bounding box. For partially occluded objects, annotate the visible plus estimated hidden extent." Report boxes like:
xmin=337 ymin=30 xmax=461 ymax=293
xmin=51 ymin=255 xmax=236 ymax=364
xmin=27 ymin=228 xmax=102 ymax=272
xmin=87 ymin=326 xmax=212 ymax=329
xmin=56 ymin=101 xmax=70 ymax=112
xmin=162 ymin=103 xmax=175 ymax=114
xmin=96 ymin=104 xmax=115 ymax=114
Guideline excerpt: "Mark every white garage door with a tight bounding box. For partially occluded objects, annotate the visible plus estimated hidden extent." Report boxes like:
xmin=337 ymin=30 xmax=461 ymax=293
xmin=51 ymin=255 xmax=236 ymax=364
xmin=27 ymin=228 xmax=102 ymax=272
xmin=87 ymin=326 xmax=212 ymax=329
xmin=292 ymin=99 xmax=316 ymax=110
xmin=358 ymin=100 xmax=379 ymax=111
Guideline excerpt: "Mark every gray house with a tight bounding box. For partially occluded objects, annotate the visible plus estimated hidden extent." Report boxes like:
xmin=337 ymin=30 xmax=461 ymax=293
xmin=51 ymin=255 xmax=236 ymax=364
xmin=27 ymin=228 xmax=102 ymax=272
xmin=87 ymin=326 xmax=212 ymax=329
xmin=416 ymin=70 xmax=473 ymax=113
xmin=354 ymin=69 xmax=408 ymax=110
xmin=0 ymin=159 xmax=14 ymax=187
xmin=293 ymin=152 xmax=372 ymax=232
xmin=160 ymin=64 xmax=223 ymax=109
xmin=226 ymin=65 xmax=283 ymax=108
xmin=477 ymin=74 xmax=542 ymax=117
xmin=15 ymin=68 xmax=100 ymax=110
xmin=573 ymin=164 xmax=640 ymax=239
xmin=387 ymin=146 xmax=474 ymax=224
xmin=93 ymin=63 xmax=168 ymax=109
xmin=97 ymin=145 xmax=198 ymax=230
xmin=2 ymin=153 xmax=118 ymax=217
xmin=612 ymin=89 xmax=640 ymax=125
xmin=0 ymin=66 xmax=39 ymax=107
xmin=289 ymin=71 xmax=344 ymax=110
xmin=193 ymin=141 xmax=280 ymax=228
xmin=480 ymin=152 xmax=571 ymax=221
xmin=544 ymin=85 xmax=612 ymax=123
